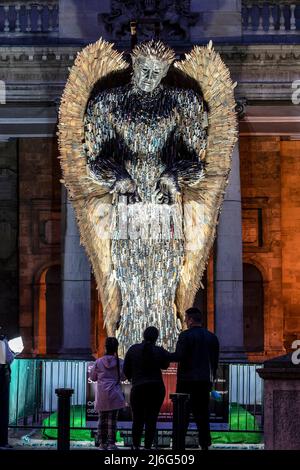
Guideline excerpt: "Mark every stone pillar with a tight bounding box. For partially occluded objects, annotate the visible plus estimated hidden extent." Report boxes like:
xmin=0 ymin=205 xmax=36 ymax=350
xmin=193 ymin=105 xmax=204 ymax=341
xmin=214 ymin=143 xmax=246 ymax=361
xmin=257 ymin=354 xmax=300 ymax=450
xmin=60 ymin=187 xmax=92 ymax=358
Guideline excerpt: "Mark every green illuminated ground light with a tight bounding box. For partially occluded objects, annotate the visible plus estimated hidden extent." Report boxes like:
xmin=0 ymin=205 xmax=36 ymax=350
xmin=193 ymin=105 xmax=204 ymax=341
xmin=42 ymin=404 xmax=262 ymax=444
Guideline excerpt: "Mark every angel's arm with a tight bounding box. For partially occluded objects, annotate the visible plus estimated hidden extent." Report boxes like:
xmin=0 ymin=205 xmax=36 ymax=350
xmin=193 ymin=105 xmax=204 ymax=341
xmin=155 ymin=91 xmax=207 ymax=203
xmin=161 ymin=91 xmax=208 ymax=188
xmin=84 ymin=97 xmax=138 ymax=198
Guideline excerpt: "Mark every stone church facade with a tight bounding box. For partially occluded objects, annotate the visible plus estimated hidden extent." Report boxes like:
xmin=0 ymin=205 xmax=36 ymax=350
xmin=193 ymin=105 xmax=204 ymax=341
xmin=0 ymin=0 xmax=300 ymax=361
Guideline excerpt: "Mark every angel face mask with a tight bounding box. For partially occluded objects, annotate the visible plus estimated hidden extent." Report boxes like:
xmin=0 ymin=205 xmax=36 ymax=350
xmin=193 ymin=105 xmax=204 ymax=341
xmin=132 ymin=57 xmax=168 ymax=92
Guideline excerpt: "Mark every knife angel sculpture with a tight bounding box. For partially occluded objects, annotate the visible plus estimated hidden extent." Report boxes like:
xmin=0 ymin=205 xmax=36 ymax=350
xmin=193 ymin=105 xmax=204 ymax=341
xmin=58 ymin=39 xmax=237 ymax=355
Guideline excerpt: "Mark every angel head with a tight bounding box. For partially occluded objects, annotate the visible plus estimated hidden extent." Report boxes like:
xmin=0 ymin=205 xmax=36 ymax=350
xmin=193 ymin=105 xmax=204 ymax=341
xmin=131 ymin=40 xmax=175 ymax=93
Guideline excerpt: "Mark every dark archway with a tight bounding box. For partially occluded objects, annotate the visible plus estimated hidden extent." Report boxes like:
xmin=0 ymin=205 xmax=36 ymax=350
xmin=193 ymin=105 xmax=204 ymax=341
xmin=45 ymin=265 xmax=62 ymax=354
xmin=243 ymin=263 xmax=264 ymax=352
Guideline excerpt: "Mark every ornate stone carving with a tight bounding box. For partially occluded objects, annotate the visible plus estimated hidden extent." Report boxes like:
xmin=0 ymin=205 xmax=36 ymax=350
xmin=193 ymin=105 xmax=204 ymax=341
xmin=101 ymin=0 xmax=199 ymax=42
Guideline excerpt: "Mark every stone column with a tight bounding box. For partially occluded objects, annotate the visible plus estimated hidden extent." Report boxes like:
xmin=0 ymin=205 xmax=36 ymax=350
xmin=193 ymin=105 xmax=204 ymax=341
xmin=214 ymin=142 xmax=246 ymax=361
xmin=257 ymin=354 xmax=300 ymax=450
xmin=60 ymin=187 xmax=92 ymax=358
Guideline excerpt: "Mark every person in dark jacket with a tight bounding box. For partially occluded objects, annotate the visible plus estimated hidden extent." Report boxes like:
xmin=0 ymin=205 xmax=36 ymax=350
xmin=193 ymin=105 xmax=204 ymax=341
xmin=171 ymin=307 xmax=219 ymax=450
xmin=123 ymin=326 xmax=170 ymax=450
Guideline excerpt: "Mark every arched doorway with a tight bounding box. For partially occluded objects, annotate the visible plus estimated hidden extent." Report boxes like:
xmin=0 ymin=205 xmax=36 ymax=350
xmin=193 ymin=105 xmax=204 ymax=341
xmin=37 ymin=264 xmax=62 ymax=355
xmin=45 ymin=265 xmax=62 ymax=353
xmin=243 ymin=263 xmax=264 ymax=352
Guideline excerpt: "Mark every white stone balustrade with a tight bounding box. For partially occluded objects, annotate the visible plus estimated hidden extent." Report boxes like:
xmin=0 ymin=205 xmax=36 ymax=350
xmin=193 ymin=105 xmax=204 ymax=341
xmin=0 ymin=1 xmax=58 ymax=35
xmin=242 ymin=1 xmax=300 ymax=34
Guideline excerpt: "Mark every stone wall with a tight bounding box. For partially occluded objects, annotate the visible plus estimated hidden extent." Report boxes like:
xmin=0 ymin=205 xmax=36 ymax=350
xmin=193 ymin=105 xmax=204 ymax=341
xmin=240 ymin=136 xmax=300 ymax=359
xmin=19 ymin=137 xmax=61 ymax=353
xmin=280 ymin=140 xmax=300 ymax=340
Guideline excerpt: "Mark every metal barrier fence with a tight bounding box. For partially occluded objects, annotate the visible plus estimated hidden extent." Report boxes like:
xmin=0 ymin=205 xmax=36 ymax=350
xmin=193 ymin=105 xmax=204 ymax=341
xmin=9 ymin=359 xmax=88 ymax=429
xmin=8 ymin=359 xmax=263 ymax=435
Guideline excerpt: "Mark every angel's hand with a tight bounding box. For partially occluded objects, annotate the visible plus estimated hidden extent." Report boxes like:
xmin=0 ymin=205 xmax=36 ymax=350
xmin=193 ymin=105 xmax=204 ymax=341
xmin=155 ymin=173 xmax=180 ymax=204
xmin=110 ymin=177 xmax=141 ymax=204
xmin=111 ymin=176 xmax=136 ymax=194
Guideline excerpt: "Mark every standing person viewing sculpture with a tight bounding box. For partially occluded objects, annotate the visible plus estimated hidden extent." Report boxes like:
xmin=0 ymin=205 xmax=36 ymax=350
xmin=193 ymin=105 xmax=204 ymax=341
xmin=123 ymin=326 xmax=170 ymax=450
xmin=90 ymin=337 xmax=126 ymax=450
xmin=171 ymin=308 xmax=219 ymax=450
xmin=58 ymin=38 xmax=237 ymax=355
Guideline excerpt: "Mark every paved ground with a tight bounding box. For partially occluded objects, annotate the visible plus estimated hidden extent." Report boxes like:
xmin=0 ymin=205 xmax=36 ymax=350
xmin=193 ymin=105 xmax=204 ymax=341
xmin=6 ymin=438 xmax=264 ymax=451
xmin=5 ymin=429 xmax=264 ymax=451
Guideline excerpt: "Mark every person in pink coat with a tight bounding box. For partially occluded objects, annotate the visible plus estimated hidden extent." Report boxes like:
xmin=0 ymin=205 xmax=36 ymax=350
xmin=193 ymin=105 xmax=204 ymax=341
xmin=90 ymin=337 xmax=126 ymax=450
